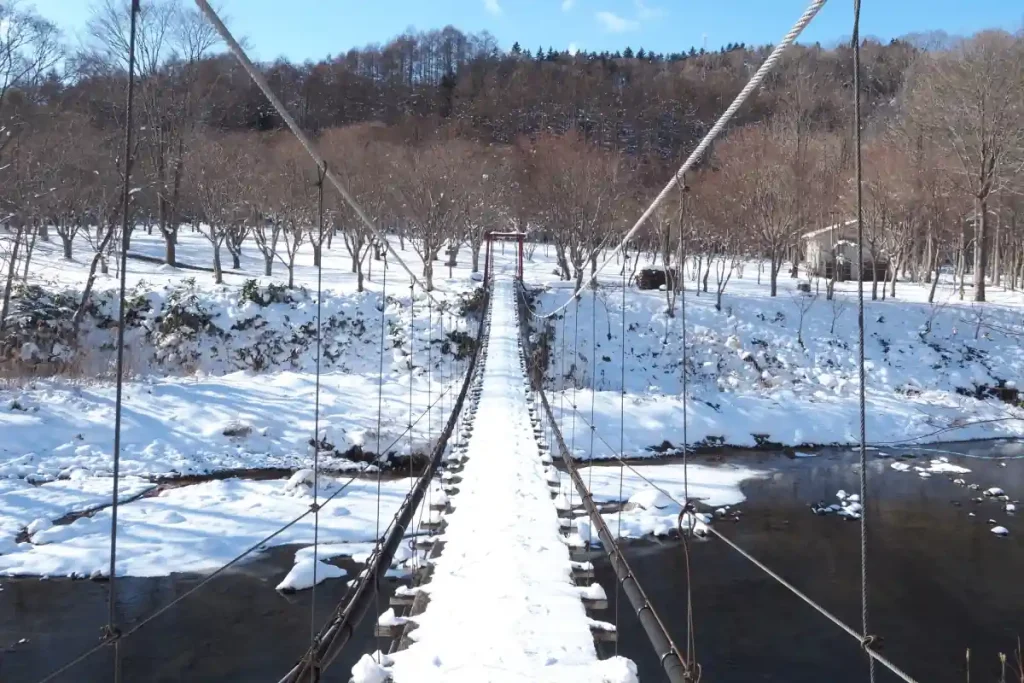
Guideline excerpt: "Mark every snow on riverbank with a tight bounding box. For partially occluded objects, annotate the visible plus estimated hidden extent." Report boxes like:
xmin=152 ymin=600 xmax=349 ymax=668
xmin=1 ymin=233 xmax=487 ymax=557
xmin=559 ymin=462 xmax=767 ymax=542
xmin=0 ymin=475 xmax=415 ymax=579
xmin=526 ymin=260 xmax=1024 ymax=454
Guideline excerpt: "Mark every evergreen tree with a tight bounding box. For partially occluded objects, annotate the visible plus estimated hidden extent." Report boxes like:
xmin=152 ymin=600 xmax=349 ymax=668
xmin=511 ymin=41 xmax=522 ymax=55
xmin=623 ymin=46 xmax=634 ymax=59
xmin=636 ymin=47 xmax=646 ymax=60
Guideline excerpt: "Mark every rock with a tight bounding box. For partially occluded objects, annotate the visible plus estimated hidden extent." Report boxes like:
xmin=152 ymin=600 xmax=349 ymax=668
xmin=990 ymin=526 xmax=1009 ymax=537
xmin=222 ymin=420 xmax=253 ymax=438
xmin=1006 ymin=503 xmax=1017 ymax=513
xmin=836 ymin=490 xmax=848 ymax=501
xmin=952 ymin=478 xmax=966 ymax=486
xmin=284 ymin=469 xmax=316 ymax=493
xmin=26 ymin=518 xmax=53 ymax=536
xmin=985 ymin=487 xmax=1005 ymax=497
xmin=627 ymin=489 xmax=676 ymax=511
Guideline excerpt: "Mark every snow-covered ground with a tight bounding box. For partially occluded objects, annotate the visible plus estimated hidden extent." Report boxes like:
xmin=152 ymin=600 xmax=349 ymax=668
xmin=372 ymin=278 xmax=636 ymax=683
xmin=523 ymin=252 xmax=1024 ymax=455
xmin=0 ymin=474 xmax=416 ymax=579
xmin=1 ymin=231 xmax=488 ymax=579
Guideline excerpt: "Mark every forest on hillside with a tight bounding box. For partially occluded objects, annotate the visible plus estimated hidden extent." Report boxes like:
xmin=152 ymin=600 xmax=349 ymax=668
xmin=1 ymin=0 xmax=1023 ymax=328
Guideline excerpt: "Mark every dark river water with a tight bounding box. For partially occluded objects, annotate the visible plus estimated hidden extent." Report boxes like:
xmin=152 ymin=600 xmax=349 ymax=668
xmin=0 ymin=548 xmax=388 ymax=683
xmin=596 ymin=441 xmax=1024 ymax=683
xmin=2 ymin=441 xmax=1022 ymax=682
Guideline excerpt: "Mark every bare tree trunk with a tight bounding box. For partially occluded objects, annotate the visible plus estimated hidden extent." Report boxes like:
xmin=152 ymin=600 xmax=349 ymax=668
xmin=164 ymin=229 xmax=177 ymax=267
xmin=73 ymin=225 xmax=117 ymax=333
xmin=264 ymin=254 xmax=273 ymax=277
xmin=212 ymin=243 xmax=223 ymax=284
xmin=313 ymin=242 xmax=322 ymax=268
xmin=39 ymin=223 xmax=49 ymax=242
xmin=769 ymin=252 xmax=780 ymax=297
xmin=992 ymin=211 xmax=1001 ymax=288
xmin=923 ymin=227 xmax=933 ymax=284
xmin=21 ymin=224 xmax=38 ymax=283
xmin=471 ymin=243 xmax=482 ymax=273
xmin=0 ymin=226 xmax=24 ymax=331
xmin=974 ymin=197 xmax=988 ymax=302
xmin=424 ymin=259 xmax=434 ymax=291
xmin=927 ymin=248 xmax=940 ymax=304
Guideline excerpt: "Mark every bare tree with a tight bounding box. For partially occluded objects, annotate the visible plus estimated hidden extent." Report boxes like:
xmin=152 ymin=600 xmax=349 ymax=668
xmin=321 ymin=125 xmax=391 ymax=292
xmin=390 ymin=140 xmax=472 ymax=291
xmin=84 ymin=0 xmax=219 ymax=266
xmin=187 ymin=128 xmax=252 ymax=283
xmin=522 ymin=132 xmax=628 ymax=290
xmin=718 ymin=120 xmax=800 ymax=297
xmin=906 ymin=31 xmax=1024 ymax=302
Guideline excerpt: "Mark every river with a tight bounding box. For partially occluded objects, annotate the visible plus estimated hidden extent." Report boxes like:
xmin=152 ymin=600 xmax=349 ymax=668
xmin=2 ymin=441 xmax=1021 ymax=682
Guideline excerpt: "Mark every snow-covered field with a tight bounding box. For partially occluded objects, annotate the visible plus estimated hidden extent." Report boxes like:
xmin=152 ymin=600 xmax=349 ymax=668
xmin=522 ymin=251 xmax=1024 ymax=455
xmin=1 ymin=231 xmax=486 ymax=580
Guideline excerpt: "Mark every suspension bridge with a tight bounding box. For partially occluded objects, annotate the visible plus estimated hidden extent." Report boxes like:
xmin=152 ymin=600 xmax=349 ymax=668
xmin=25 ymin=0 xmax=935 ymax=681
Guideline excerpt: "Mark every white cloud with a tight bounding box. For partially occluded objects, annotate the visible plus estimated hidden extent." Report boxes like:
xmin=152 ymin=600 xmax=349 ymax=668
xmin=635 ymin=0 xmax=664 ymax=20
xmin=562 ymin=0 xmax=576 ymax=10
xmin=568 ymin=42 xmax=579 ymax=55
xmin=484 ymin=0 xmax=502 ymax=15
xmin=596 ymin=11 xmax=639 ymax=33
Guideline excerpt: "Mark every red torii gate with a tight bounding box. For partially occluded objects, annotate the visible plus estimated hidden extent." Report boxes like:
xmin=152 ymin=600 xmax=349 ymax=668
xmin=483 ymin=231 xmax=526 ymax=282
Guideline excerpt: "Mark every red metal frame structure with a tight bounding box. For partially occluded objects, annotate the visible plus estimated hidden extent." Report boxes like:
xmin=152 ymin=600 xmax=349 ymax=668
xmin=483 ymin=231 xmax=526 ymax=282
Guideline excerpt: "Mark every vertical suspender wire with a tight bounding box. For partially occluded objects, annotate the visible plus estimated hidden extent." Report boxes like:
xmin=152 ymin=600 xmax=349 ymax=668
xmin=569 ymin=297 xmax=581 ymax=515
xmin=560 ymin=311 xmax=569 ymax=513
xmin=408 ymin=283 xmax=415 ymax=487
xmin=308 ymin=165 xmax=327 ymax=680
xmin=372 ymin=252 xmax=388 ymax=662
xmin=107 ymin=3 xmax=140 ymax=680
xmin=678 ymin=228 xmax=698 ymax=676
xmin=614 ymin=260 xmax=626 ymax=655
xmin=852 ymin=3 xmax=876 ymax=682
xmin=587 ymin=285 xmax=597 ymax=550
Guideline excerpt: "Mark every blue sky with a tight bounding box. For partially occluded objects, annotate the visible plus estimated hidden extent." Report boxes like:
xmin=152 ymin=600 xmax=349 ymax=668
xmin=31 ymin=0 xmax=1024 ymax=62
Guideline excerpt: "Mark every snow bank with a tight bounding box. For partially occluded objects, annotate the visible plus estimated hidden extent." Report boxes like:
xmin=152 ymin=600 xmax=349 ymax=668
xmin=527 ymin=266 xmax=1024 ymax=452
xmin=0 ymin=475 xmax=413 ymax=578
xmin=276 ymin=557 xmax=346 ymax=592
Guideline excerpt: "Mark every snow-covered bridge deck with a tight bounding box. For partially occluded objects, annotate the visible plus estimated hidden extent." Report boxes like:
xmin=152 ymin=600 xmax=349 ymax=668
xmin=373 ymin=277 xmax=634 ymax=683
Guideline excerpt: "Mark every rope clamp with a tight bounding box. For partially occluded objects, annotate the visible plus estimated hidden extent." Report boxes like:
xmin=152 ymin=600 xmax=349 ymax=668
xmin=861 ymin=634 xmax=881 ymax=651
xmin=309 ymin=502 xmax=322 ymax=513
xmin=100 ymin=624 xmax=122 ymax=643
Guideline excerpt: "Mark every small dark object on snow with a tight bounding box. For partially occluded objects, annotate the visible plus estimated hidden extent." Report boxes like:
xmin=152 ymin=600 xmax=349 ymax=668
xmin=636 ymin=267 xmax=680 ymax=290
xmin=222 ymin=422 xmax=253 ymax=438
xmin=796 ymin=282 xmax=811 ymax=293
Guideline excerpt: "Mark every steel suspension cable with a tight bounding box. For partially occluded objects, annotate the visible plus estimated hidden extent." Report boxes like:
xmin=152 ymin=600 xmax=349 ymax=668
xmin=587 ymin=287 xmax=597 ymax=549
xmin=373 ymin=252 xmax=388 ymax=662
xmin=679 ymin=233 xmax=698 ymax=673
xmin=106 ymin=3 xmax=140 ymax=680
xmin=308 ymin=164 xmax=327 ymax=679
xmin=852 ymin=2 xmax=876 ymax=681
xmin=569 ymin=297 xmax=580 ymax=512
xmin=614 ymin=263 xmax=626 ymax=656
xmin=530 ymin=0 xmax=828 ymax=321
